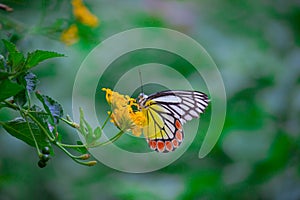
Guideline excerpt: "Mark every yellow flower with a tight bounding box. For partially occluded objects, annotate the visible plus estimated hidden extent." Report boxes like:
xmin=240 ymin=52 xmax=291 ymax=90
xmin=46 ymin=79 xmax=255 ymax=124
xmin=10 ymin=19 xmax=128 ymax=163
xmin=72 ymin=0 xmax=99 ymax=28
xmin=102 ymin=88 xmax=146 ymax=136
xmin=60 ymin=24 xmax=79 ymax=46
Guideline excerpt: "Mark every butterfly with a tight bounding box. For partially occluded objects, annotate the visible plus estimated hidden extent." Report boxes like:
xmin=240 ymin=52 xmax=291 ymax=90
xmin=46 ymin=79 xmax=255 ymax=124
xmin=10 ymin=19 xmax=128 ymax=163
xmin=138 ymin=90 xmax=209 ymax=153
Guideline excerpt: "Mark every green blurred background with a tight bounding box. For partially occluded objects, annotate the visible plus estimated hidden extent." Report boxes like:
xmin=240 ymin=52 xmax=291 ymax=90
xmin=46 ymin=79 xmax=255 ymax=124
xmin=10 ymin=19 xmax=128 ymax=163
xmin=1 ymin=0 xmax=300 ymax=199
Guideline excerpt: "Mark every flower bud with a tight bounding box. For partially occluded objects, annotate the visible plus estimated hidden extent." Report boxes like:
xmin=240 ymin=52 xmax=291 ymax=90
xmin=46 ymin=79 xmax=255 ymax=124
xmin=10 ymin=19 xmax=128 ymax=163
xmin=79 ymin=154 xmax=90 ymax=160
xmin=86 ymin=160 xmax=97 ymax=166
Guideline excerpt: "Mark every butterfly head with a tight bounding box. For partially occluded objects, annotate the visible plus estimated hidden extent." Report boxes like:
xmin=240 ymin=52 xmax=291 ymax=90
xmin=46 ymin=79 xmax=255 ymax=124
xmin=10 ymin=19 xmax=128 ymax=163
xmin=138 ymin=93 xmax=148 ymax=108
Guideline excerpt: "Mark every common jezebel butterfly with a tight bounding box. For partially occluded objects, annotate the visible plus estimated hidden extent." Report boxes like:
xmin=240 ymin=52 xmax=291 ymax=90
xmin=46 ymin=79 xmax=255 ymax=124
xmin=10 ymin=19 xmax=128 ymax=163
xmin=138 ymin=90 xmax=209 ymax=153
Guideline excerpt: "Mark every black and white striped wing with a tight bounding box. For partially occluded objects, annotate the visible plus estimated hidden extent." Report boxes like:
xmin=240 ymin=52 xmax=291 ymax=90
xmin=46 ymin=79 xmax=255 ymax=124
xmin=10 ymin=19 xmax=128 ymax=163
xmin=139 ymin=90 xmax=209 ymax=152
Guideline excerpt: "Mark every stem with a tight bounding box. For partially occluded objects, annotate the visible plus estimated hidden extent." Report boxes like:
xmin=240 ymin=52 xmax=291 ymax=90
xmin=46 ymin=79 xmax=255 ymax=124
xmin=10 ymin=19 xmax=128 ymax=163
xmin=25 ymin=90 xmax=32 ymax=109
xmin=60 ymin=117 xmax=79 ymax=129
xmin=4 ymin=100 xmax=19 ymax=110
xmin=23 ymin=114 xmax=41 ymax=155
xmin=88 ymin=130 xmax=124 ymax=148
xmin=55 ymin=142 xmax=95 ymax=166
xmin=55 ymin=142 xmax=82 ymax=159
xmin=26 ymin=112 xmax=55 ymax=142
xmin=4 ymin=100 xmax=56 ymax=141
xmin=58 ymin=142 xmax=86 ymax=148
xmin=101 ymin=112 xmax=112 ymax=129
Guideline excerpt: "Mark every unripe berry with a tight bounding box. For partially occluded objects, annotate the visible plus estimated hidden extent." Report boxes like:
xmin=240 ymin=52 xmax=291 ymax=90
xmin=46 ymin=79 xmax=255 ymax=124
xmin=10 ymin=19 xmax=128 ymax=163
xmin=38 ymin=160 xmax=47 ymax=168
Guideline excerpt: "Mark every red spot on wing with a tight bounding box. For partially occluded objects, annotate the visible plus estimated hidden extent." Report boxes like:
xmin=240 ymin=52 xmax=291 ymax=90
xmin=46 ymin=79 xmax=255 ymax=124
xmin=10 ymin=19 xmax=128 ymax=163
xmin=157 ymin=141 xmax=165 ymax=152
xmin=165 ymin=141 xmax=173 ymax=152
xmin=175 ymin=119 xmax=182 ymax=130
xmin=175 ymin=130 xmax=183 ymax=142
xmin=146 ymin=119 xmax=185 ymax=152
xmin=149 ymin=140 xmax=157 ymax=150
xmin=172 ymin=139 xmax=179 ymax=148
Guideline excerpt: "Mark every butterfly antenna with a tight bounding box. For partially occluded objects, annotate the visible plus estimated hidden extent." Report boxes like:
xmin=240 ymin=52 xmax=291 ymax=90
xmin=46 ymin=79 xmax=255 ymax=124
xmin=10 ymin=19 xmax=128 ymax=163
xmin=139 ymin=68 xmax=144 ymax=94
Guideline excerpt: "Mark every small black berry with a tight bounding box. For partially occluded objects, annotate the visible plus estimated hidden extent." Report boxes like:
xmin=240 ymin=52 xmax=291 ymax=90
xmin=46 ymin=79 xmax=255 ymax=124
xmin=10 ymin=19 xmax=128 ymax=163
xmin=41 ymin=154 xmax=50 ymax=162
xmin=38 ymin=160 xmax=47 ymax=168
xmin=42 ymin=146 xmax=50 ymax=155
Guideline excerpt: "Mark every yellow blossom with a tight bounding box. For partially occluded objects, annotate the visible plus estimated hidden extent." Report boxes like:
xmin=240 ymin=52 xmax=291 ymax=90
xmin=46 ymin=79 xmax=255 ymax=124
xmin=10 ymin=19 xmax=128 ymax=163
xmin=60 ymin=24 xmax=79 ymax=46
xmin=72 ymin=0 xmax=99 ymax=28
xmin=102 ymin=88 xmax=146 ymax=136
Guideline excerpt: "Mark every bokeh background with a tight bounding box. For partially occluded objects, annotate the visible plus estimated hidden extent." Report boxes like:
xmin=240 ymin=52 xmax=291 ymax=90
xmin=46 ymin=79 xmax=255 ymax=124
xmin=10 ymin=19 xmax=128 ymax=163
xmin=1 ymin=0 xmax=300 ymax=199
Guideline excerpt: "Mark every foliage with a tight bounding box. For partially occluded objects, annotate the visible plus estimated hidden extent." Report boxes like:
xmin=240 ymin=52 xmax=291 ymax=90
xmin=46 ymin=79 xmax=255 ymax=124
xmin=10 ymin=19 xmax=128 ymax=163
xmin=0 ymin=39 xmax=119 ymax=167
xmin=0 ymin=1 xmax=300 ymax=200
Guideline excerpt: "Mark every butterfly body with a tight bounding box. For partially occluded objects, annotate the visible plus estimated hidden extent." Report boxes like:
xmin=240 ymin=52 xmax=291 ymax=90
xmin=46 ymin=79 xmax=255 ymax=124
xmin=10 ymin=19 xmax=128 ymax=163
xmin=138 ymin=90 xmax=209 ymax=153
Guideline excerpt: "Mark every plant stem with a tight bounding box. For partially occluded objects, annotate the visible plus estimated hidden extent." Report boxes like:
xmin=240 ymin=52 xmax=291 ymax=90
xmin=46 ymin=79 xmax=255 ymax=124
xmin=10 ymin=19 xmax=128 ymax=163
xmin=55 ymin=142 xmax=81 ymax=159
xmin=60 ymin=117 xmax=79 ymax=129
xmin=4 ymin=100 xmax=19 ymax=110
xmin=26 ymin=112 xmax=55 ymax=142
xmin=4 ymin=100 xmax=57 ymax=141
xmin=55 ymin=142 xmax=95 ymax=166
xmin=58 ymin=142 xmax=86 ymax=148
xmin=88 ymin=130 xmax=124 ymax=148
xmin=23 ymin=114 xmax=41 ymax=155
xmin=101 ymin=111 xmax=112 ymax=129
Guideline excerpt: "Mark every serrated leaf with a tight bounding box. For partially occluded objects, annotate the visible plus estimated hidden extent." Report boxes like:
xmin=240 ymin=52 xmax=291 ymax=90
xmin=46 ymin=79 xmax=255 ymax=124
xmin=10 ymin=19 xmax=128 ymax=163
xmin=30 ymin=105 xmax=51 ymax=125
xmin=2 ymin=117 xmax=50 ymax=148
xmin=0 ymin=79 xmax=24 ymax=101
xmin=13 ymin=89 xmax=27 ymax=106
xmin=25 ymin=50 xmax=64 ymax=69
xmin=2 ymin=39 xmax=25 ymax=70
xmin=35 ymin=93 xmax=63 ymax=124
xmin=24 ymin=72 xmax=38 ymax=92
xmin=30 ymin=105 xmax=55 ymax=133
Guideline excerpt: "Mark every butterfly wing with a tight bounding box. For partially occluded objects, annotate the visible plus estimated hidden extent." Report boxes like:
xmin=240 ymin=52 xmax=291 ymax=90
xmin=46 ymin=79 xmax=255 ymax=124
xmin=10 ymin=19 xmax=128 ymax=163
xmin=140 ymin=90 xmax=209 ymax=152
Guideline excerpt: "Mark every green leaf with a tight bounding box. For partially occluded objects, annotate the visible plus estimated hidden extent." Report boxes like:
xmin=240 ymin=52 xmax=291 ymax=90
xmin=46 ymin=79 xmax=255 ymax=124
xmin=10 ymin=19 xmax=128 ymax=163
xmin=79 ymin=108 xmax=87 ymax=136
xmin=0 ymin=79 xmax=24 ymax=101
xmin=2 ymin=117 xmax=50 ymax=148
xmin=0 ymin=102 xmax=7 ymax=110
xmin=93 ymin=127 xmax=102 ymax=140
xmin=35 ymin=92 xmax=63 ymax=124
xmin=29 ymin=105 xmax=56 ymax=144
xmin=78 ymin=108 xmax=102 ymax=146
xmin=0 ymin=71 xmax=9 ymax=80
xmin=25 ymin=50 xmax=64 ymax=69
xmin=2 ymin=39 xmax=25 ymax=70
xmin=13 ymin=89 xmax=27 ymax=106
xmin=0 ymin=54 xmax=5 ymax=70
xmin=30 ymin=105 xmax=54 ymax=132
xmin=12 ymin=72 xmax=38 ymax=106
xmin=75 ymin=141 xmax=88 ymax=154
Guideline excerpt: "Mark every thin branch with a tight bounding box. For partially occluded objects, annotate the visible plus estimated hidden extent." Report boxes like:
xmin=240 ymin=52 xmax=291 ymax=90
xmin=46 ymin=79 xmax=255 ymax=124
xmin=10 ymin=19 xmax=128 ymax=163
xmin=58 ymin=142 xmax=86 ymax=148
xmin=59 ymin=117 xmax=80 ymax=129
xmin=55 ymin=142 xmax=96 ymax=166
xmin=23 ymin=114 xmax=41 ymax=155
xmin=26 ymin=112 xmax=55 ymax=142
xmin=101 ymin=112 xmax=112 ymax=130
xmin=88 ymin=130 xmax=124 ymax=148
